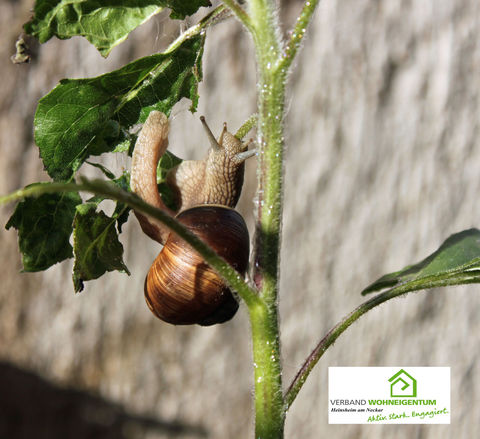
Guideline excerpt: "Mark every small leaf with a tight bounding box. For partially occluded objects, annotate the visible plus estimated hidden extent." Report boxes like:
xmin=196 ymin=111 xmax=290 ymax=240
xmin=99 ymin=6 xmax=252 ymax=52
xmin=5 ymin=184 xmax=81 ymax=271
xmin=113 ymin=136 xmax=135 ymax=154
xmin=84 ymin=169 xmax=132 ymax=233
xmin=86 ymin=161 xmax=116 ymax=180
xmin=24 ymin=0 xmax=210 ymax=56
xmin=73 ymin=203 xmax=130 ymax=292
xmin=157 ymin=150 xmax=182 ymax=181
xmin=35 ymin=34 xmax=204 ymax=181
xmin=113 ymin=172 xmax=130 ymax=191
xmin=112 ymin=173 xmax=132 ymax=232
xmin=362 ymin=229 xmax=480 ymax=295
xmin=114 ymin=204 xmax=131 ymax=233
xmin=156 ymin=150 xmax=182 ymax=210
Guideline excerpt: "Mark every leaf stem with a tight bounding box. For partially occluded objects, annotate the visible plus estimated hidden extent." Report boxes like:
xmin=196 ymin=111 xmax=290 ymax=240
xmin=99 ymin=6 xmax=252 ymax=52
xmin=0 ymin=179 xmax=262 ymax=309
xmin=246 ymin=0 xmax=286 ymax=437
xmin=235 ymin=113 xmax=258 ymax=140
xmin=284 ymin=284 xmax=425 ymax=409
xmin=166 ymin=4 xmax=231 ymax=54
xmin=279 ymin=0 xmax=322 ymax=72
xmin=221 ymin=0 xmax=254 ymax=33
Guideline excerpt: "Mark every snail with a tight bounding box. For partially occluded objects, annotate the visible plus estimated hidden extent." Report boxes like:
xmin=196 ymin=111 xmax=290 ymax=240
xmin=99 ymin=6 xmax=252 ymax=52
xmin=130 ymin=111 xmax=255 ymax=325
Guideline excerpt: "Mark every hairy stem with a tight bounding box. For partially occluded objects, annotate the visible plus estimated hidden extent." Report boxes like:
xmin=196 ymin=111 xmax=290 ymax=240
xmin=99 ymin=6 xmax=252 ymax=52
xmin=225 ymin=0 xmax=324 ymax=434
xmin=284 ymin=285 xmax=425 ymax=409
xmin=0 ymin=179 xmax=262 ymax=309
xmin=280 ymin=0 xmax=322 ymax=72
xmin=249 ymin=300 xmax=284 ymax=438
xmin=244 ymin=0 xmax=286 ymax=437
xmin=166 ymin=3 xmax=231 ymax=53
xmin=221 ymin=0 xmax=254 ymax=32
xmin=235 ymin=113 xmax=258 ymax=140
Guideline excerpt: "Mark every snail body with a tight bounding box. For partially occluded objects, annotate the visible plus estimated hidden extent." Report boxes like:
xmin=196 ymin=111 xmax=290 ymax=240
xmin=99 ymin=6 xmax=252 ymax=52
xmin=130 ymin=111 xmax=254 ymax=325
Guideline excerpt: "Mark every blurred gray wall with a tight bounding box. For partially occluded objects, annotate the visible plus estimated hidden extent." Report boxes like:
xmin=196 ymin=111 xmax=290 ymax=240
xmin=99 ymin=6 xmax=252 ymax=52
xmin=1 ymin=0 xmax=479 ymax=438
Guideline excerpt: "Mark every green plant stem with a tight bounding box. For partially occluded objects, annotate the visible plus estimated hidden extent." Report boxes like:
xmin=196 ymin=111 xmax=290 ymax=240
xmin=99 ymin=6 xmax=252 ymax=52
xmin=279 ymin=0 xmax=321 ymax=72
xmin=249 ymin=300 xmax=284 ymax=438
xmin=222 ymin=0 xmax=323 ymax=434
xmin=227 ymin=0 xmax=322 ymax=435
xmin=166 ymin=3 xmax=230 ymax=53
xmin=0 ymin=179 xmax=261 ymax=309
xmin=284 ymin=285 xmax=427 ymax=409
xmin=235 ymin=113 xmax=258 ymax=140
xmin=243 ymin=0 xmax=286 ymax=437
xmin=221 ymin=0 xmax=254 ymax=32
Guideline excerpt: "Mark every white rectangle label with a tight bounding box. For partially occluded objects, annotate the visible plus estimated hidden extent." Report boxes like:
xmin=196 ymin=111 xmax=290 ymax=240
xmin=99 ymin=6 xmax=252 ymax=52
xmin=328 ymin=367 xmax=450 ymax=424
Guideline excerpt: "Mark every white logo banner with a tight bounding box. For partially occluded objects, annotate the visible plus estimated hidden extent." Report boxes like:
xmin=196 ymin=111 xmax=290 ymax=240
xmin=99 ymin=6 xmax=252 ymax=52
xmin=328 ymin=367 xmax=450 ymax=424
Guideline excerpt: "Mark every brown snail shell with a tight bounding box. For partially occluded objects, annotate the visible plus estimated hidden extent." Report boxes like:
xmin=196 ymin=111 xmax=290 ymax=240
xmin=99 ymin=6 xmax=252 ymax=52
xmin=144 ymin=205 xmax=249 ymax=326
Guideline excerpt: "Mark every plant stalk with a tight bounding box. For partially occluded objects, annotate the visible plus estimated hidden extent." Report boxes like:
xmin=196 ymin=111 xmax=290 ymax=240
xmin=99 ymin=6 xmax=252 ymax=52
xmin=223 ymin=0 xmax=322 ymax=434
xmin=279 ymin=0 xmax=321 ymax=72
xmin=244 ymin=0 xmax=286 ymax=437
xmin=220 ymin=0 xmax=254 ymax=32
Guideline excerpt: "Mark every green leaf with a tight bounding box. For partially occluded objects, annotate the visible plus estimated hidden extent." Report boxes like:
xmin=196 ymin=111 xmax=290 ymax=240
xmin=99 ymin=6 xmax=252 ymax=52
xmin=84 ymin=168 xmax=132 ymax=232
xmin=112 ymin=173 xmax=131 ymax=232
xmin=156 ymin=150 xmax=182 ymax=210
xmin=72 ymin=202 xmax=130 ymax=292
xmin=5 ymin=184 xmax=81 ymax=271
xmin=113 ymin=171 xmax=130 ymax=191
xmin=157 ymin=150 xmax=182 ymax=181
xmin=86 ymin=161 xmax=116 ymax=180
xmin=114 ymin=203 xmax=131 ymax=233
xmin=167 ymin=0 xmax=212 ymax=20
xmin=112 ymin=135 xmax=135 ymax=154
xmin=362 ymin=229 xmax=480 ymax=295
xmin=24 ymin=0 xmax=211 ymax=56
xmin=35 ymin=34 xmax=205 ymax=181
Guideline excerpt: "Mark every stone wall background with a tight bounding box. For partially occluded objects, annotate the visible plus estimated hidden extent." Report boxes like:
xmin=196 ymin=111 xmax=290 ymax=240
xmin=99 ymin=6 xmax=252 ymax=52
xmin=1 ymin=1 xmax=479 ymax=438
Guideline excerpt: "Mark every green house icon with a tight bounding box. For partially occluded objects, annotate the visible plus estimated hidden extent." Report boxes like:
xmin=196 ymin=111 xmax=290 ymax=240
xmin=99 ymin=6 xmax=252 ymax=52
xmin=388 ymin=369 xmax=417 ymax=397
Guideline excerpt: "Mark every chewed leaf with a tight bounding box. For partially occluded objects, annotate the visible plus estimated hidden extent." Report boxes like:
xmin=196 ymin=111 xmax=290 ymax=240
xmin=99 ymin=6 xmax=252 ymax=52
xmin=5 ymin=185 xmax=81 ymax=271
xmin=24 ymin=0 xmax=211 ymax=56
xmin=35 ymin=34 xmax=204 ymax=181
xmin=362 ymin=228 xmax=480 ymax=295
xmin=84 ymin=169 xmax=132 ymax=233
xmin=73 ymin=203 xmax=130 ymax=292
